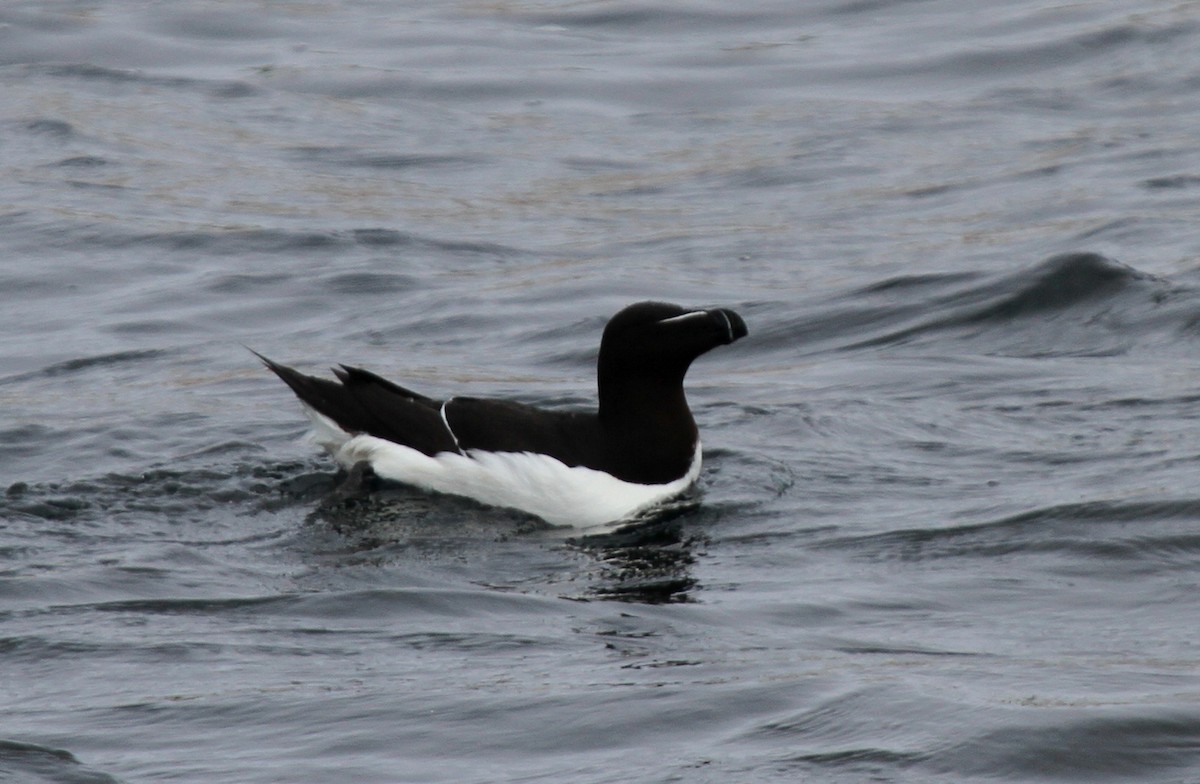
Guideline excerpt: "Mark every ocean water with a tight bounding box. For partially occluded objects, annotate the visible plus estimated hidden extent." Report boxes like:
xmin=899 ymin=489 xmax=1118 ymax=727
xmin=4 ymin=1 xmax=1200 ymax=782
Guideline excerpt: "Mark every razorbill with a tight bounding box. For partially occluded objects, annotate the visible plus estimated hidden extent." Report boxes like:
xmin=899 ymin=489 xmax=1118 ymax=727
xmin=257 ymin=301 xmax=747 ymax=528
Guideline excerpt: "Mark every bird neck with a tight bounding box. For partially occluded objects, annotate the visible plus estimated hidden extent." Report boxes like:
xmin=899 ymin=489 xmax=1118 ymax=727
xmin=597 ymin=372 xmax=696 ymax=436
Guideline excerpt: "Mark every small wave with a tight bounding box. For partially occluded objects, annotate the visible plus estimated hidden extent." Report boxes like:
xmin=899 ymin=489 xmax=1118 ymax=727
xmin=37 ymin=349 xmax=168 ymax=377
xmin=30 ymin=63 xmax=257 ymax=98
xmin=940 ymin=709 xmax=1200 ymax=780
xmin=938 ymin=24 xmax=1145 ymax=77
xmin=88 ymin=225 xmax=526 ymax=258
xmin=0 ymin=349 xmax=169 ymax=387
xmin=22 ymin=118 xmax=76 ymax=138
xmin=519 ymin=5 xmax=768 ymax=32
xmin=782 ymin=747 xmax=923 ymax=770
xmin=0 ymin=460 xmax=319 ymax=525
xmin=760 ymin=253 xmax=1196 ymax=359
xmin=82 ymin=587 xmax=555 ymax=622
xmin=286 ymin=146 xmax=486 ymax=171
xmin=958 ymin=252 xmax=1151 ymax=322
xmin=52 ymin=155 xmax=110 ymax=168
xmin=1142 ymin=173 xmax=1200 ymax=190
xmin=818 ymin=497 xmax=1200 ymax=566
xmin=321 ymin=271 xmax=419 ymax=295
xmin=89 ymin=594 xmax=294 ymax=616
xmin=829 ymin=15 xmax=1197 ymax=90
xmin=0 ymin=739 xmax=122 ymax=784
xmin=851 ymin=252 xmax=1156 ymax=352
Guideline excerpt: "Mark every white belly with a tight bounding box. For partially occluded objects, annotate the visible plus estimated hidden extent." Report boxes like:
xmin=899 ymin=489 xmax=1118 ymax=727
xmin=300 ymin=405 xmax=701 ymax=528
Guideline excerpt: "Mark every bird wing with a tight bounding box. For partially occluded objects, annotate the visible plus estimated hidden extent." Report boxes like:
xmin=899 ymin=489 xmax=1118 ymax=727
xmin=443 ymin=397 xmax=603 ymax=469
xmin=255 ymin=353 xmax=459 ymax=456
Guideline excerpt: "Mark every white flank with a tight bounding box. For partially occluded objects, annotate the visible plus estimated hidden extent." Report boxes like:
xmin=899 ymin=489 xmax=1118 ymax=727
xmin=297 ymin=404 xmax=701 ymax=529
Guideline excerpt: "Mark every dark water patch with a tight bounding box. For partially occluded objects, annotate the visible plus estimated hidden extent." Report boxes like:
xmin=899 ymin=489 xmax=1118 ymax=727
xmin=203 ymin=271 xmax=293 ymax=295
xmin=302 ymin=470 xmax=720 ymax=603
xmin=348 ymin=228 xmax=412 ymax=247
xmin=781 ymin=747 xmax=923 ymax=773
xmin=569 ymin=513 xmax=707 ymax=604
xmin=832 ymin=644 xmax=983 ymax=657
xmin=1 ymin=495 xmax=92 ymax=523
xmin=82 ymin=586 xmax=556 ymax=623
xmin=321 ymin=271 xmax=417 ymax=296
xmin=767 ymin=252 xmax=1194 ymax=358
xmin=0 ymin=460 xmax=318 ymax=526
xmin=0 ymin=222 xmax=350 ymax=256
xmin=713 ymin=162 xmax=826 ymax=191
xmin=86 ymin=594 xmax=290 ymax=617
xmin=100 ymin=225 xmax=525 ymax=259
xmin=1 ymin=425 xmax=55 ymax=459
xmin=273 ymin=468 xmax=342 ymax=504
xmin=748 ymin=296 xmax=946 ymax=356
xmin=520 ymin=5 xmax=768 ymax=32
xmin=818 ymin=498 xmax=1200 ymax=566
xmin=54 ymin=224 xmax=444 ymax=255
xmin=0 ymin=739 xmax=122 ymax=784
xmin=12 ymin=219 xmax=516 ymax=262
xmin=29 ymin=63 xmax=255 ymax=98
xmin=561 ymin=156 xmax=642 ymax=173
xmin=52 ymin=155 xmax=109 ymax=167
xmin=65 ymin=179 xmax=127 ymax=192
xmin=288 ymin=587 xmax=557 ymax=620
xmin=174 ymin=440 xmax=268 ymax=460
xmin=696 ymin=446 xmax=796 ymax=512
xmin=378 ymin=630 xmax=555 ymax=654
xmin=131 ymin=228 xmax=348 ymax=254
xmin=745 ymin=686 xmax=944 ymax=774
xmin=1142 ymin=174 xmax=1200 ymax=190
xmin=952 ymin=252 xmax=1150 ymax=322
xmin=22 ymin=118 xmax=75 ymax=138
xmin=208 ymin=80 xmax=257 ymax=99
xmin=387 ymin=233 xmax=523 ymax=258
xmin=0 ymin=635 xmax=111 ymax=662
xmin=349 ymin=226 xmax=521 ymax=255
xmin=941 ymin=709 xmax=1200 ymax=780
xmin=903 ymin=182 xmax=956 ymax=199
xmin=0 ymin=634 xmax=231 ymax=665
xmin=1076 ymin=391 xmax=1200 ymax=411
xmin=7 ymin=349 xmax=167 ymax=383
xmin=1072 ymin=217 xmax=1145 ymax=243
xmin=857 ymin=271 xmax=983 ymax=295
xmin=955 ymin=23 xmax=1144 ymax=72
xmin=105 ymin=319 xmax=197 ymax=337
xmin=287 ymin=146 xmax=486 ymax=171
xmin=37 ymin=64 xmax=147 ymax=84
xmin=304 ymin=473 xmax=553 ymax=548
xmin=835 ymin=19 xmax=1171 ymax=88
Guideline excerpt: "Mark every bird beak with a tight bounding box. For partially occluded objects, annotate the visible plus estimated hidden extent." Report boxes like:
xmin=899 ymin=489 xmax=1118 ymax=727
xmin=708 ymin=308 xmax=748 ymax=344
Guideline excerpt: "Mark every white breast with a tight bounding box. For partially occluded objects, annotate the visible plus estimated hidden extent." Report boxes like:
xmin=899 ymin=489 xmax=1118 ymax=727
xmin=298 ymin=405 xmax=701 ymax=529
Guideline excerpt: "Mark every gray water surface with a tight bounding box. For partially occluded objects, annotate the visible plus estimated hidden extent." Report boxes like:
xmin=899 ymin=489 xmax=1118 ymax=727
xmin=3 ymin=1 xmax=1200 ymax=782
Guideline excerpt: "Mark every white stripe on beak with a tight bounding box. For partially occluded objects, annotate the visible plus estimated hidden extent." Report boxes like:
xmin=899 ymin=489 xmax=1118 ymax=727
xmin=656 ymin=310 xmax=708 ymax=326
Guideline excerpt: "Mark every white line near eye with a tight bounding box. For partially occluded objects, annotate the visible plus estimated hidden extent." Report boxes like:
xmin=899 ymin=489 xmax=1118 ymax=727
xmin=713 ymin=309 xmax=733 ymax=342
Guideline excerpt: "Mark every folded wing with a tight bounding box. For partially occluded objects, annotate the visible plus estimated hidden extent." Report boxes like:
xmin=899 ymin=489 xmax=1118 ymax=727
xmin=254 ymin=353 xmax=459 ymax=456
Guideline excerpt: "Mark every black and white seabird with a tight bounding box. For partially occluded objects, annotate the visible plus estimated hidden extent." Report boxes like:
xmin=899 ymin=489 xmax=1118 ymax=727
xmin=257 ymin=301 xmax=748 ymax=528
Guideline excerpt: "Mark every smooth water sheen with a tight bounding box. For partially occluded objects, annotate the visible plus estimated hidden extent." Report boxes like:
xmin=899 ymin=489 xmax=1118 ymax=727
xmin=4 ymin=1 xmax=1200 ymax=782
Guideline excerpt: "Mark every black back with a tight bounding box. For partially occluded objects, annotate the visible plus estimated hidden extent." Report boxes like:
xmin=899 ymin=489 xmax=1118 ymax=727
xmin=258 ymin=301 xmax=747 ymax=484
